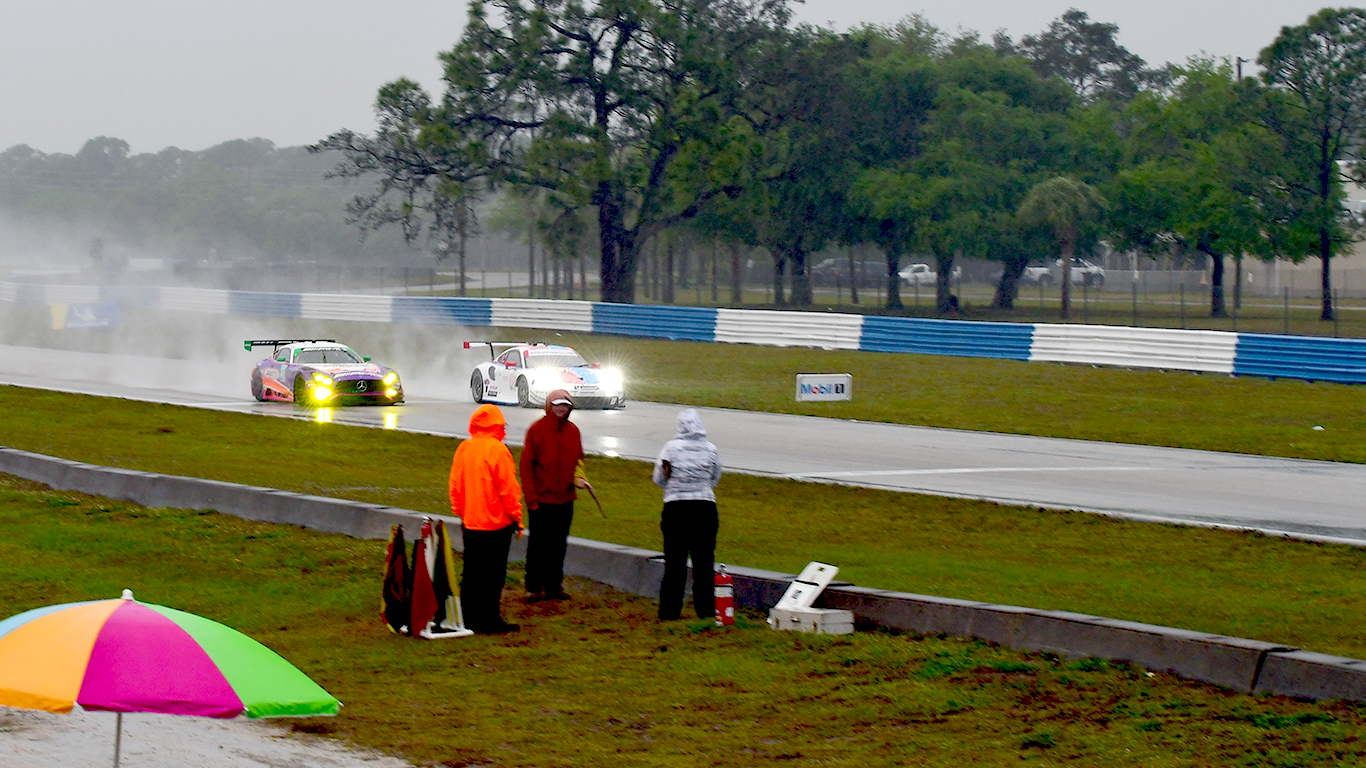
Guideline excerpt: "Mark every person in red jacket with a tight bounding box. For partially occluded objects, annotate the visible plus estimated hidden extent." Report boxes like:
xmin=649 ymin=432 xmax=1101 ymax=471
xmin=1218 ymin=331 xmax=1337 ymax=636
xmin=519 ymin=389 xmax=589 ymax=602
xmin=449 ymin=404 xmax=524 ymax=634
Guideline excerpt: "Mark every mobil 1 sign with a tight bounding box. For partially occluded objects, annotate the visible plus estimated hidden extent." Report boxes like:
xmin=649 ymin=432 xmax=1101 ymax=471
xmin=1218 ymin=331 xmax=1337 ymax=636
xmin=795 ymin=373 xmax=852 ymax=402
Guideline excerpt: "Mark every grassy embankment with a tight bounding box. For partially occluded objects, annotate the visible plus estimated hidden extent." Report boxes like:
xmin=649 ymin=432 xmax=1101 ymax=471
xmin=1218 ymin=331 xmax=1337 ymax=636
xmin=4 ymin=473 xmax=1366 ymax=767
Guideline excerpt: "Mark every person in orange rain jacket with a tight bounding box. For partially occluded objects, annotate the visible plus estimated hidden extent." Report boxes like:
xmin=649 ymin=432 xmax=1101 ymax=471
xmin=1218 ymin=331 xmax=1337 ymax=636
xmin=449 ymin=404 xmax=524 ymax=634
xmin=519 ymin=389 xmax=589 ymax=603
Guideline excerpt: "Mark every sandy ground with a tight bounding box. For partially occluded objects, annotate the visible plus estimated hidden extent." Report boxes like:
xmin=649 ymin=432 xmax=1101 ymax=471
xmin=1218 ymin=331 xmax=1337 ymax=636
xmin=0 ymin=706 xmax=412 ymax=768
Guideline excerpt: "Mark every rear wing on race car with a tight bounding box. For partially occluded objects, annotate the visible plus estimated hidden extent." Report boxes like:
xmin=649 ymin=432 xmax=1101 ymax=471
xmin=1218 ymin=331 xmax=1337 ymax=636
xmin=244 ymin=339 xmax=337 ymax=353
xmin=462 ymin=340 xmax=543 ymax=361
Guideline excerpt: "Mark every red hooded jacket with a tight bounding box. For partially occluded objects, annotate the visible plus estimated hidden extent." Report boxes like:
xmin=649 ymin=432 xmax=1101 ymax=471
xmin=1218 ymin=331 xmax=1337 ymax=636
xmin=519 ymin=389 xmax=585 ymax=508
xmin=449 ymin=405 xmax=523 ymax=530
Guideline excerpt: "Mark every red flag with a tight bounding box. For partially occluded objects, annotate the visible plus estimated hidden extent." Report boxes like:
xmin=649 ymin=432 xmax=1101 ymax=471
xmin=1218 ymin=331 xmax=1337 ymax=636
xmin=410 ymin=537 xmax=438 ymax=636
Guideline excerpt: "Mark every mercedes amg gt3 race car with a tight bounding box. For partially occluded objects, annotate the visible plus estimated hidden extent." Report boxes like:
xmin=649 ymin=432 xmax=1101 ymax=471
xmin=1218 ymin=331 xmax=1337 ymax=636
xmin=246 ymin=339 xmax=404 ymax=406
xmin=465 ymin=341 xmax=625 ymax=409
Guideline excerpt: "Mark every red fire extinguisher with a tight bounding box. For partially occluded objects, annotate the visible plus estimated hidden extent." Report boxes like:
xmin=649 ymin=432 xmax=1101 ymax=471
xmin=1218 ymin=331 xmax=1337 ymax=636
xmin=714 ymin=564 xmax=734 ymax=627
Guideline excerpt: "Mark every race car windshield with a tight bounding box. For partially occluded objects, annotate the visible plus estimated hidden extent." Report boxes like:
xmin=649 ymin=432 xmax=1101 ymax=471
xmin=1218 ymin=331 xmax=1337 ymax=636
xmin=295 ymin=348 xmax=363 ymax=365
xmin=528 ymin=352 xmax=587 ymax=368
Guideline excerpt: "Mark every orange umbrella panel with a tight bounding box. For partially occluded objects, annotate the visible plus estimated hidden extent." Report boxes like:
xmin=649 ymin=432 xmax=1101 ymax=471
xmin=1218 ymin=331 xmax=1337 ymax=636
xmin=0 ymin=599 xmax=121 ymax=713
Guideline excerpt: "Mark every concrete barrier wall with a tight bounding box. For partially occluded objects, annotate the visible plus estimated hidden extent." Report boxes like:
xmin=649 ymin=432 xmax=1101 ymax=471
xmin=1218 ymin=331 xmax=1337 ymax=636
xmin=3 ymin=444 xmax=1362 ymax=701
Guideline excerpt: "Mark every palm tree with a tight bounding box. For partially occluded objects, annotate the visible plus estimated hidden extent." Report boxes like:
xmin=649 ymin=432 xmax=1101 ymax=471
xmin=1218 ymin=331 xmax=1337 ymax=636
xmin=1017 ymin=176 xmax=1108 ymax=319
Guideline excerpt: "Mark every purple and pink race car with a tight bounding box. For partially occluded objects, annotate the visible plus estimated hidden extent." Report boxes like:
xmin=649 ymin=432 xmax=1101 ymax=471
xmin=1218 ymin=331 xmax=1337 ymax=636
xmin=245 ymin=339 xmax=404 ymax=406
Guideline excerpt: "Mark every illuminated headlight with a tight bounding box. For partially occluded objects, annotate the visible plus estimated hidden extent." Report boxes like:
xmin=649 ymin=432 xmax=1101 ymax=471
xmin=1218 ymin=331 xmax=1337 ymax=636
xmin=383 ymin=371 xmax=398 ymax=386
xmin=313 ymin=387 xmax=332 ymax=401
xmin=313 ymin=373 xmax=333 ymax=385
xmin=386 ymin=387 xmax=399 ymax=398
xmin=599 ymin=368 xmax=624 ymax=394
xmin=529 ymin=371 xmax=554 ymax=393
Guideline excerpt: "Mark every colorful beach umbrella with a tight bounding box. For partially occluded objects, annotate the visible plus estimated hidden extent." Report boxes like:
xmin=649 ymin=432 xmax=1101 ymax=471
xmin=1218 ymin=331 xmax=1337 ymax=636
xmin=0 ymin=590 xmax=340 ymax=765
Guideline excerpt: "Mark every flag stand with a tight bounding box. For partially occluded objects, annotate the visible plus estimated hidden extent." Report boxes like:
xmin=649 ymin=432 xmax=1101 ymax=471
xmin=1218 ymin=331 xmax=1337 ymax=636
xmin=419 ymin=596 xmax=473 ymax=639
xmin=417 ymin=518 xmax=473 ymax=639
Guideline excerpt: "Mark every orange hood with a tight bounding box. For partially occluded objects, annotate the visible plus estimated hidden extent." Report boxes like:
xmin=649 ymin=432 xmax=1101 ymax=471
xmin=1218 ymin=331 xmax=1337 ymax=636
xmin=468 ymin=404 xmax=506 ymax=441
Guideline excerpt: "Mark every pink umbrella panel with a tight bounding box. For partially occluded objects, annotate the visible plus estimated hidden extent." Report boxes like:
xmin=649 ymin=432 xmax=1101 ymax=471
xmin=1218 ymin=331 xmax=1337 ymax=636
xmin=0 ymin=594 xmax=340 ymax=719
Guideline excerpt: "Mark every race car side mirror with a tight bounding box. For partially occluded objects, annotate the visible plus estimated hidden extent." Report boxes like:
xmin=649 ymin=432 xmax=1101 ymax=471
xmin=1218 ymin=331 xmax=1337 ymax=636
xmin=591 ymin=362 xmax=601 ymax=368
xmin=364 ymin=357 xmax=371 ymax=361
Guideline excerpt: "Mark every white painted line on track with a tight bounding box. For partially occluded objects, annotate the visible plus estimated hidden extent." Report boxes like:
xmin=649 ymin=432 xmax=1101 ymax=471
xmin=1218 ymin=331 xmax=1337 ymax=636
xmin=788 ymin=465 xmax=1156 ymax=479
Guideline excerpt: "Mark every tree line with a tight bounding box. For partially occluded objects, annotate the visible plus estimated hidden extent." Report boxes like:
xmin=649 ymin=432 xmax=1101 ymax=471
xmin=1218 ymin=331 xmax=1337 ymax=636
xmin=0 ymin=136 xmax=419 ymax=268
xmin=314 ymin=3 xmax=1366 ymax=320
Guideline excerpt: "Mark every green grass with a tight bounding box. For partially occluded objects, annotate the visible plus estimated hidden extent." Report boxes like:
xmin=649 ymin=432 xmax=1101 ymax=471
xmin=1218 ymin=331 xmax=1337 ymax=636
xmin=5 ymin=385 xmax=1366 ymax=663
xmin=5 ymin=474 xmax=1366 ymax=767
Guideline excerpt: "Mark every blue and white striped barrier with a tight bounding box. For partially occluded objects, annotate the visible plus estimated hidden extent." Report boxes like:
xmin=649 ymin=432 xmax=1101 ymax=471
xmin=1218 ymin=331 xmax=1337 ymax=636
xmin=1031 ymin=325 xmax=1238 ymax=374
xmin=4 ymin=282 xmax=1366 ymax=385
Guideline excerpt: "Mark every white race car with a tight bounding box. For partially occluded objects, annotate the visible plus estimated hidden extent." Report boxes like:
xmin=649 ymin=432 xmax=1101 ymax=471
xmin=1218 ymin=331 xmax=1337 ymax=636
xmin=465 ymin=342 xmax=626 ymax=409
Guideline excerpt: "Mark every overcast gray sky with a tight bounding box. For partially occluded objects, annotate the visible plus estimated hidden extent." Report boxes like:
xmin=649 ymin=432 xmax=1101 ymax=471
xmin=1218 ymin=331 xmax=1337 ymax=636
xmin=0 ymin=0 xmax=1336 ymax=156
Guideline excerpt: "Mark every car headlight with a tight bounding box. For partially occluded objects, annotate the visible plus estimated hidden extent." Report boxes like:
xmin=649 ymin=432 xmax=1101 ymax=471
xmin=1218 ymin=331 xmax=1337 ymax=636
xmin=599 ymin=368 xmax=624 ymax=393
xmin=313 ymin=386 xmax=332 ymax=401
xmin=386 ymin=387 xmax=399 ymax=398
xmin=313 ymin=373 xmax=333 ymax=385
xmin=383 ymin=371 xmax=398 ymax=386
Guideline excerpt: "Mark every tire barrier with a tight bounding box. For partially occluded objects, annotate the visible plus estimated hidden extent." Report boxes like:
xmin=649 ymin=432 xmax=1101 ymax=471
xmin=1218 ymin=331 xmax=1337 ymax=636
xmin=861 ymin=316 xmax=1035 ymax=360
xmin=5 ymin=443 xmax=1366 ymax=701
xmin=1031 ymin=325 xmax=1238 ymax=374
xmin=1234 ymin=333 xmax=1366 ymax=384
xmin=3 ymin=280 xmax=1365 ymax=384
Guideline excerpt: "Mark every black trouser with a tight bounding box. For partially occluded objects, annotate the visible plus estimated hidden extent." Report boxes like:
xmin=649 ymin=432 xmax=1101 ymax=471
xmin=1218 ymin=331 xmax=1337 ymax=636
xmin=525 ymin=501 xmax=574 ymax=594
xmin=659 ymin=499 xmax=719 ymax=620
xmin=460 ymin=524 xmax=516 ymax=630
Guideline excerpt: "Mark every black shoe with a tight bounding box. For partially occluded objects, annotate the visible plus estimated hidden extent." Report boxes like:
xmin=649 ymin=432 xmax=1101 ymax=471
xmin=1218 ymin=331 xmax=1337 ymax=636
xmin=524 ymin=591 xmax=545 ymax=604
xmin=545 ymin=589 xmax=571 ymax=601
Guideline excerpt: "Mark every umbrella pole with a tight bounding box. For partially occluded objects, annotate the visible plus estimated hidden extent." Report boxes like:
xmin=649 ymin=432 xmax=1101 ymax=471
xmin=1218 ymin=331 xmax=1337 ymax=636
xmin=113 ymin=711 xmax=122 ymax=768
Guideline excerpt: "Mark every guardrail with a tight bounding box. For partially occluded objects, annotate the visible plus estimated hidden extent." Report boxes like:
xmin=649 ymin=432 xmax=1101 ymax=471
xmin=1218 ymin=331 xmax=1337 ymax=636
xmin=5 ymin=443 xmax=1364 ymax=702
xmin=5 ymin=281 xmax=1366 ymax=385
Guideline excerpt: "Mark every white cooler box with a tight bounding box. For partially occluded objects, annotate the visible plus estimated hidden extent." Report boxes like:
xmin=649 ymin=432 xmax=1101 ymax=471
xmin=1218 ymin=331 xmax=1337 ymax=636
xmin=768 ymin=606 xmax=854 ymax=635
xmin=766 ymin=562 xmax=854 ymax=635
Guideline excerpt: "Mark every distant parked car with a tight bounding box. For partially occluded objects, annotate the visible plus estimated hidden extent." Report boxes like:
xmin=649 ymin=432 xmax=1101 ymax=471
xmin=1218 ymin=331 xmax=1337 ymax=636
xmin=809 ymin=258 xmax=882 ymax=288
xmin=898 ymin=263 xmax=961 ymax=287
xmin=1024 ymin=258 xmax=1105 ymax=287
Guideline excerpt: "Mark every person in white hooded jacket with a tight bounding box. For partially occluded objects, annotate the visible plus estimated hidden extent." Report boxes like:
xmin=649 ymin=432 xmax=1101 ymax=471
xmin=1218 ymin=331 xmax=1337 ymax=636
xmin=652 ymin=408 xmax=723 ymax=621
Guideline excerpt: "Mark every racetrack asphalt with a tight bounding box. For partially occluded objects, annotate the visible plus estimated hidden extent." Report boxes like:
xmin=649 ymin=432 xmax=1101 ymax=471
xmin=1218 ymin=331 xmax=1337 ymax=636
xmin=4 ymin=342 xmax=1366 ymax=545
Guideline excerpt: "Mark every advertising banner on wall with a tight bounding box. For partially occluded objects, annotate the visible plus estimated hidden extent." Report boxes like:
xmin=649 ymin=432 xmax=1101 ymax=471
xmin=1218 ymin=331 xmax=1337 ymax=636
xmin=49 ymin=302 xmax=121 ymax=330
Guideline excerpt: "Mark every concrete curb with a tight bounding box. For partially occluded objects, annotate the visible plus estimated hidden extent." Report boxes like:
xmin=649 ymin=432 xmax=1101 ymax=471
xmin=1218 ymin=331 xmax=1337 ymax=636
xmin=1254 ymin=651 xmax=1366 ymax=701
xmin=2 ymin=445 xmax=1360 ymax=701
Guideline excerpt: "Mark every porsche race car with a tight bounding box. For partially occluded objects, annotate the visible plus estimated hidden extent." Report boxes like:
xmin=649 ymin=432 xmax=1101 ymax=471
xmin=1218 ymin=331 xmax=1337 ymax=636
xmin=246 ymin=339 xmax=404 ymax=406
xmin=465 ymin=341 xmax=625 ymax=409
